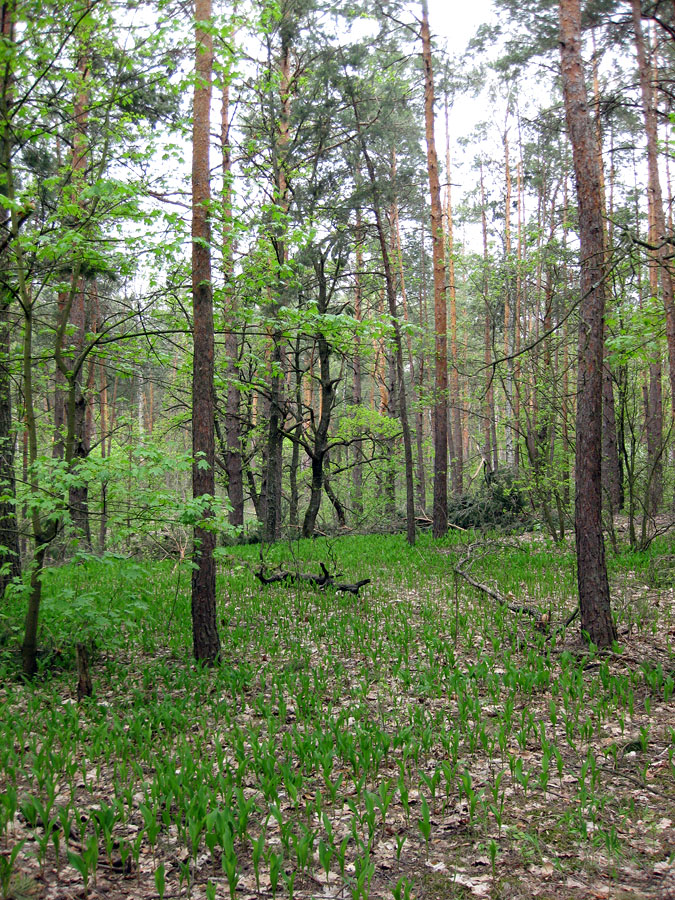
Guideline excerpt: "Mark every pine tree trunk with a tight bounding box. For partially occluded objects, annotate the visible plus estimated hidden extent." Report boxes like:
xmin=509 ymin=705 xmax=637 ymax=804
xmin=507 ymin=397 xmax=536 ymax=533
xmin=263 ymin=29 xmax=293 ymax=544
xmin=352 ymin=213 xmax=364 ymax=518
xmin=590 ymin=38 xmax=623 ymax=515
xmin=443 ymin=98 xmax=463 ymax=496
xmin=345 ymin=77 xmax=415 ymax=544
xmin=632 ymin=0 xmax=675 ymax=441
xmin=221 ymin=62 xmax=244 ymax=527
xmin=480 ymin=164 xmax=495 ymax=474
xmin=503 ymin=126 xmax=516 ymax=470
xmin=559 ymin=0 xmax=615 ymax=647
xmin=390 ymin=154 xmax=427 ymax=515
xmin=421 ymin=0 xmax=448 ymax=537
xmin=416 ymin=227 xmax=428 ymax=513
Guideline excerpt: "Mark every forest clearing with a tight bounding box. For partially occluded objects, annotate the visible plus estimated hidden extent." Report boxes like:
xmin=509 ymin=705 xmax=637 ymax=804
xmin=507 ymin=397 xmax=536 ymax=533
xmin=2 ymin=535 xmax=675 ymax=899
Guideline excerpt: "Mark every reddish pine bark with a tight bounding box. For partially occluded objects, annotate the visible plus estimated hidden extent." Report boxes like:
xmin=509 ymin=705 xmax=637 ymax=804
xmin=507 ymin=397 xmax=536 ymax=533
xmin=444 ymin=97 xmax=463 ymax=496
xmin=421 ymin=0 xmax=448 ymax=538
xmin=631 ymin=0 xmax=670 ymax=508
xmin=221 ymin=58 xmax=244 ymax=527
xmin=559 ymin=0 xmax=616 ymax=647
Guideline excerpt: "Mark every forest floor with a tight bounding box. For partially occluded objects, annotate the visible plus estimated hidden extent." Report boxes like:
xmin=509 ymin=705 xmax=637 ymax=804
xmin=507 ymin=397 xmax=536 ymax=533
xmin=1 ymin=530 xmax=675 ymax=900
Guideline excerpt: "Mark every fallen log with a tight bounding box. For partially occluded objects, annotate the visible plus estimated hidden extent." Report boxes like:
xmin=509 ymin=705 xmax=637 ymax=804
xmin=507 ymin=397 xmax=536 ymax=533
xmin=255 ymin=563 xmax=370 ymax=595
xmin=334 ymin=579 xmax=371 ymax=595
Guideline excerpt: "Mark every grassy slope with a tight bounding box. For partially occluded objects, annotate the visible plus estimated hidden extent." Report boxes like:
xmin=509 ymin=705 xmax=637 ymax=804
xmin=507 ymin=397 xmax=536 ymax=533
xmin=1 ymin=532 xmax=674 ymax=899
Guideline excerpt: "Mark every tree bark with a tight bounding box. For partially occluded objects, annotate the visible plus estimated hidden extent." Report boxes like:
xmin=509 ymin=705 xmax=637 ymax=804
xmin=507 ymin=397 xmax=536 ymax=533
xmin=444 ymin=95 xmax=463 ymax=496
xmin=0 ymin=0 xmax=21 ymax=592
xmin=191 ymin=0 xmax=220 ymax=664
xmin=589 ymin=35 xmax=622 ymax=515
xmin=302 ymin=256 xmax=337 ymax=538
xmin=68 ymin=280 xmax=92 ymax=549
xmin=480 ymin=163 xmax=495 ymax=474
xmin=631 ymin=0 xmax=675 ymax=447
xmin=503 ymin=125 xmax=516 ymax=470
xmin=352 ymin=212 xmax=364 ymax=518
xmin=221 ymin=51 xmax=244 ymax=527
xmin=262 ymin=25 xmax=294 ymax=544
xmin=559 ymin=0 xmax=615 ymax=647
xmin=421 ymin=0 xmax=448 ymax=537
xmin=416 ymin=224 xmax=428 ymax=512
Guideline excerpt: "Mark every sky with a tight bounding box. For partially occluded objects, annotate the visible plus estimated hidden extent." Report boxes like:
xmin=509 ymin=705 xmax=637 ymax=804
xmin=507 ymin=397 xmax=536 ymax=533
xmin=428 ymin=0 xmax=494 ymax=55
xmin=426 ymin=0 xmax=498 ymax=248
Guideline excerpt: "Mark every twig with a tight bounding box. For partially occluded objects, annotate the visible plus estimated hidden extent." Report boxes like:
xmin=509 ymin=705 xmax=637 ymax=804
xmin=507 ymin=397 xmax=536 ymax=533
xmin=454 ymin=564 xmax=538 ymax=618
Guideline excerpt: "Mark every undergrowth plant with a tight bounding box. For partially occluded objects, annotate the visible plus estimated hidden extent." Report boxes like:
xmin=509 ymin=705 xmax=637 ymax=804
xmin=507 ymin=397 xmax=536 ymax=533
xmin=0 ymin=532 xmax=673 ymax=898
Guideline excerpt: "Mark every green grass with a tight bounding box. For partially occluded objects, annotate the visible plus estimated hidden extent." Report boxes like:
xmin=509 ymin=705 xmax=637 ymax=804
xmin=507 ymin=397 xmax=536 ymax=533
xmin=1 ymin=531 xmax=674 ymax=899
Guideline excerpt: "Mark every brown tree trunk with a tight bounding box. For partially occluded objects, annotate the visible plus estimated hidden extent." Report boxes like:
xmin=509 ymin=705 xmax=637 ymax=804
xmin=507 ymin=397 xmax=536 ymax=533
xmin=632 ymin=0 xmax=675 ymax=396
xmin=347 ymin=92 xmax=415 ymax=545
xmin=352 ymin=212 xmax=364 ymax=518
xmin=391 ymin=151 xmax=426 ymax=515
xmin=503 ymin=124 xmax=516 ymax=470
xmin=288 ymin=337 xmax=302 ymax=532
xmin=53 ymin=292 xmax=67 ymax=458
xmin=221 ymin=50 xmax=244 ymax=527
xmin=561 ymin=178 xmax=571 ymax=507
xmin=62 ymin=21 xmax=92 ymax=551
xmin=421 ymin=0 xmax=448 ymax=538
xmin=559 ymin=0 xmax=615 ymax=647
xmin=590 ymin=35 xmax=623 ymax=515
xmin=632 ymin=2 xmax=669 ymax=511
xmin=444 ymin=96 xmax=463 ymax=496
xmin=416 ymin=224 xmax=428 ymax=512
xmin=68 ymin=280 xmax=91 ymax=549
xmin=263 ymin=25 xmax=293 ymax=543
xmin=191 ymin=0 xmax=220 ymax=664
xmin=480 ymin=163 xmax=495 ymax=474
xmin=302 ymin=256 xmax=336 ymax=538
xmin=98 ymin=360 xmax=108 ymax=552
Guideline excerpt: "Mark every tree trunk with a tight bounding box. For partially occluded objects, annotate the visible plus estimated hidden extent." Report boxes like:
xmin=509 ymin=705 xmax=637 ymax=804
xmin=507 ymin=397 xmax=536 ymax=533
xmin=0 ymin=0 xmax=21 ymax=591
xmin=352 ymin=213 xmax=364 ymax=519
xmin=289 ymin=338 xmax=302 ymax=532
xmin=559 ymin=0 xmax=615 ymax=647
xmin=61 ymin=17 xmax=92 ymax=551
xmin=302 ymin=258 xmax=336 ymax=538
xmin=503 ymin=125 xmax=516 ymax=470
xmin=417 ymin=222 xmax=429 ymax=510
xmin=0 ymin=291 xmax=20 ymax=591
xmin=191 ymin=0 xmax=220 ymax=664
xmin=590 ymin=37 xmax=623 ymax=515
xmin=421 ymin=0 xmax=448 ymax=537
xmin=391 ymin=151 xmax=426 ymax=515
xmin=480 ymin=163 xmax=495 ymax=474
xmin=631 ymin=0 xmax=675 ymax=443
xmin=68 ymin=280 xmax=91 ymax=550
xmin=345 ymin=75 xmax=415 ymax=544
xmin=444 ymin=96 xmax=463 ymax=496
xmin=221 ymin=55 xmax=244 ymax=527
xmin=262 ymin=26 xmax=294 ymax=544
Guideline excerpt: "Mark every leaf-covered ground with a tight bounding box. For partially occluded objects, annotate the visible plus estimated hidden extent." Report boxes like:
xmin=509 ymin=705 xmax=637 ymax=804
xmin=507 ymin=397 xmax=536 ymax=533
xmin=1 ymin=532 xmax=675 ymax=900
